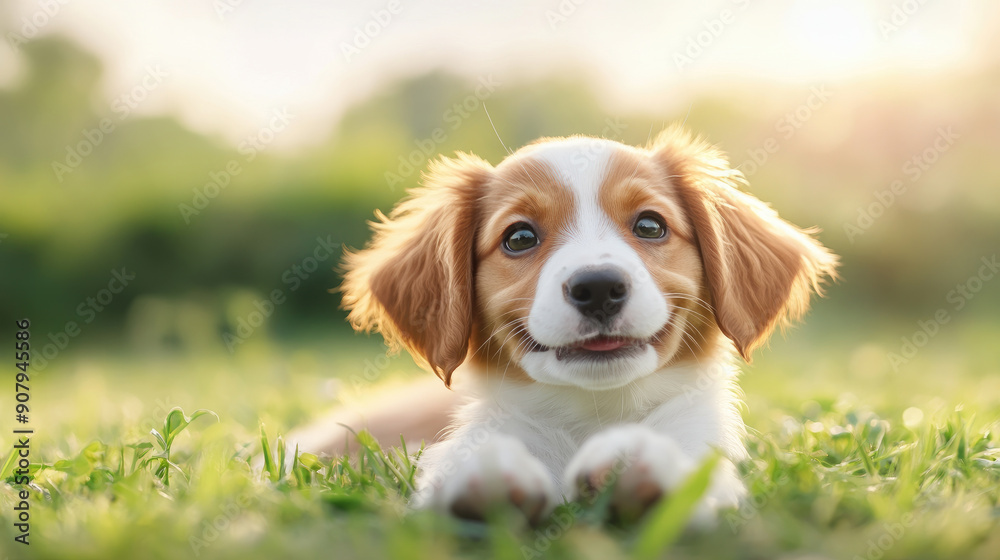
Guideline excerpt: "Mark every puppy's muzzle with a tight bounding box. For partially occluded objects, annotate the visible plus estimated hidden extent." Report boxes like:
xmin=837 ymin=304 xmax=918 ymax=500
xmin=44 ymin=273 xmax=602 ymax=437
xmin=563 ymin=266 xmax=630 ymax=325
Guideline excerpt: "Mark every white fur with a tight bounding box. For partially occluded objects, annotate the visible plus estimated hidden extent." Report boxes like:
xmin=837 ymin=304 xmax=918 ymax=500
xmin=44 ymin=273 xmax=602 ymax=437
xmin=414 ymin=137 xmax=747 ymax=521
xmin=522 ymin=139 xmax=669 ymax=390
xmin=413 ymin=432 xmax=558 ymax=516
xmin=415 ymin=344 xmax=748 ymax=518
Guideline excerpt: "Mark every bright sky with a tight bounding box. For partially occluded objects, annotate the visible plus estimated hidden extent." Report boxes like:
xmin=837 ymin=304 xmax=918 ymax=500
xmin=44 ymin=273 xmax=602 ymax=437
xmin=0 ymin=0 xmax=993 ymax=149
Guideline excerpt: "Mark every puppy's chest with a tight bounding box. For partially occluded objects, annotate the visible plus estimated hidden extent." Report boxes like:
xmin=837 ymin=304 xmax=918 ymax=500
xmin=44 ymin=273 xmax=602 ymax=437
xmin=500 ymin=404 xmax=653 ymax=468
xmin=510 ymin=421 xmax=593 ymax=476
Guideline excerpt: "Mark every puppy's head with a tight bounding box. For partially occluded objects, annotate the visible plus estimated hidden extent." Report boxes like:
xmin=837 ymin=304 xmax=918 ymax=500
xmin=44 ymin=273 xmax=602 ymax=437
xmin=342 ymin=128 xmax=837 ymax=390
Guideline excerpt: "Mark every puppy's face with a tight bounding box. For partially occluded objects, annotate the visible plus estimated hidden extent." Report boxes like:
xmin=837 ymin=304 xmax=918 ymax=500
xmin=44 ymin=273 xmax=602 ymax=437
xmin=342 ymin=129 xmax=836 ymax=390
xmin=474 ymin=140 xmax=707 ymax=389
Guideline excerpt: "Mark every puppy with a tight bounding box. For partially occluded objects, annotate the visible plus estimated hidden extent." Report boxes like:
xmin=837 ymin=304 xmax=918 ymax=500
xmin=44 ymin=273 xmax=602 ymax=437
xmin=340 ymin=127 xmax=837 ymax=523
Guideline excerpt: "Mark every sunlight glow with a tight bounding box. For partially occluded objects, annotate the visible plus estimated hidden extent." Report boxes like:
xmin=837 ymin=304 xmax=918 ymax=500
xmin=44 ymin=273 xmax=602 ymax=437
xmin=1 ymin=0 xmax=989 ymax=146
xmin=785 ymin=0 xmax=878 ymax=72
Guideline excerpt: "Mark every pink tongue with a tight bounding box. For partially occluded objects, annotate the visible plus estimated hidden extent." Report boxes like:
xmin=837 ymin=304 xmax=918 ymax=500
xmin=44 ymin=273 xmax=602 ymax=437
xmin=581 ymin=338 xmax=628 ymax=352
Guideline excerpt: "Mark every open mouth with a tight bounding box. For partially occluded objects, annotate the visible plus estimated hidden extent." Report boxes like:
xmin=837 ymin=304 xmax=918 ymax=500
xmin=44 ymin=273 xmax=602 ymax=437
xmin=528 ymin=336 xmax=648 ymax=361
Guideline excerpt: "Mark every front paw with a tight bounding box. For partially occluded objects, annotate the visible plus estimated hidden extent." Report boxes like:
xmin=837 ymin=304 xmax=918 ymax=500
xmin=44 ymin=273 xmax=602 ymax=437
xmin=564 ymin=425 xmax=697 ymax=522
xmin=413 ymin=435 xmax=557 ymax=524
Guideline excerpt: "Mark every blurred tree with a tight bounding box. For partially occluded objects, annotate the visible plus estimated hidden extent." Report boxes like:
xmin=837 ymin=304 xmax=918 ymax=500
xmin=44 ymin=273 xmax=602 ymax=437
xmin=0 ymin=35 xmax=997 ymax=360
xmin=0 ymin=38 xmax=101 ymax=172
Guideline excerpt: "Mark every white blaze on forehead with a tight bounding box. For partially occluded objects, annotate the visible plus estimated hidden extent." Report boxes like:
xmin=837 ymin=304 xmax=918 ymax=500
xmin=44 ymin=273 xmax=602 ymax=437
xmin=514 ymin=137 xmax=670 ymax=389
xmin=523 ymin=137 xmax=621 ymax=238
xmin=518 ymin=137 xmax=670 ymax=372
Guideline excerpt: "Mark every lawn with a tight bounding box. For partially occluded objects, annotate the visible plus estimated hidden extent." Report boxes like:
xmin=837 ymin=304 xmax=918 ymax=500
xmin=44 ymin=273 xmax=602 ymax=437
xmin=4 ymin=9 xmax=1000 ymax=560
xmin=2 ymin=321 xmax=1000 ymax=560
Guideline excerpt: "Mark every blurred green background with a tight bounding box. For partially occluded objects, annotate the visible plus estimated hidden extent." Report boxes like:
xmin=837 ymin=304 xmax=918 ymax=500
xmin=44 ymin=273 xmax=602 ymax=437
xmin=1 ymin=3 xmax=1000 ymax=558
xmin=0 ymin=2 xmax=998 ymax=426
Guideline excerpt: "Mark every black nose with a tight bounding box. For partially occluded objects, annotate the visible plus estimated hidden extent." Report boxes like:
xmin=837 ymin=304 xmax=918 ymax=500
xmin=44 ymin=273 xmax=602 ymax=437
xmin=564 ymin=266 xmax=630 ymax=323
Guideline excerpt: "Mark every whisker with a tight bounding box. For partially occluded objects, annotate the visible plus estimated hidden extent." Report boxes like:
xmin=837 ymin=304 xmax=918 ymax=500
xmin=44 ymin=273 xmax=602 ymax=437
xmin=662 ymin=292 xmax=716 ymax=314
xmin=593 ymin=390 xmax=604 ymax=430
xmin=491 ymin=324 xmax=528 ymax=360
xmin=468 ymin=307 xmax=534 ymax=360
xmin=680 ymin=101 xmax=694 ymax=127
xmin=671 ymin=303 xmax=713 ymax=325
xmin=485 ymin=104 xmax=550 ymax=198
xmin=469 ymin=317 xmax=521 ymax=360
xmin=680 ymin=322 xmax=705 ymax=356
xmin=491 ymin=320 xmax=519 ymax=352
xmin=498 ymin=334 xmax=536 ymax=393
xmin=619 ymin=382 xmax=628 ymax=423
xmin=484 ymin=104 xmax=513 ymax=156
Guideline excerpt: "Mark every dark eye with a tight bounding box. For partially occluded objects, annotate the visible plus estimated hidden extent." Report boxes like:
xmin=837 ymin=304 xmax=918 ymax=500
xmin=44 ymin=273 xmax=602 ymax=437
xmin=503 ymin=223 xmax=538 ymax=253
xmin=633 ymin=214 xmax=667 ymax=240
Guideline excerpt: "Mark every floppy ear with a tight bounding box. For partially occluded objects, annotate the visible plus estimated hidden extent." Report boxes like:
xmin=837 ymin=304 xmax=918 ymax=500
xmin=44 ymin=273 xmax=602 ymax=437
xmin=341 ymin=153 xmax=492 ymax=387
xmin=652 ymin=127 xmax=838 ymax=360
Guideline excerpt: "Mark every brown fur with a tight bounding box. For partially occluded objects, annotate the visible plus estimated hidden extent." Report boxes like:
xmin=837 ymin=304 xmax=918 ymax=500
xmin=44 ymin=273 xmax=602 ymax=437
xmin=341 ymin=128 xmax=837 ymax=390
xmin=596 ymin=149 xmax=718 ymax=366
xmin=650 ymin=127 xmax=838 ymax=360
xmin=341 ymin=153 xmax=491 ymax=386
xmin=468 ymin=157 xmax=573 ymax=383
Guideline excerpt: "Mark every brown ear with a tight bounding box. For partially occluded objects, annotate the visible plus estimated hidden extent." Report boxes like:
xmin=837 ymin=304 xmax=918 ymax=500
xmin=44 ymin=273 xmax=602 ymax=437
xmin=341 ymin=153 xmax=491 ymax=386
xmin=652 ymin=127 xmax=838 ymax=360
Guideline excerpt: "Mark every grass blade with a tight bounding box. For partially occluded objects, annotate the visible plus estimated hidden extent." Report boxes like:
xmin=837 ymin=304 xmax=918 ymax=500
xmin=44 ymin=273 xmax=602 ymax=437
xmin=0 ymin=448 xmax=18 ymax=481
xmin=260 ymin=424 xmax=277 ymax=481
xmin=632 ymin=453 xmax=719 ymax=560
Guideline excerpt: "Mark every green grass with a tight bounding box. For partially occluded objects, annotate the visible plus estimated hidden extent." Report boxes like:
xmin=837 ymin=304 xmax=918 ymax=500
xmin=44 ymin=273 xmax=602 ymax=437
xmin=1 ymin=334 xmax=999 ymax=560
